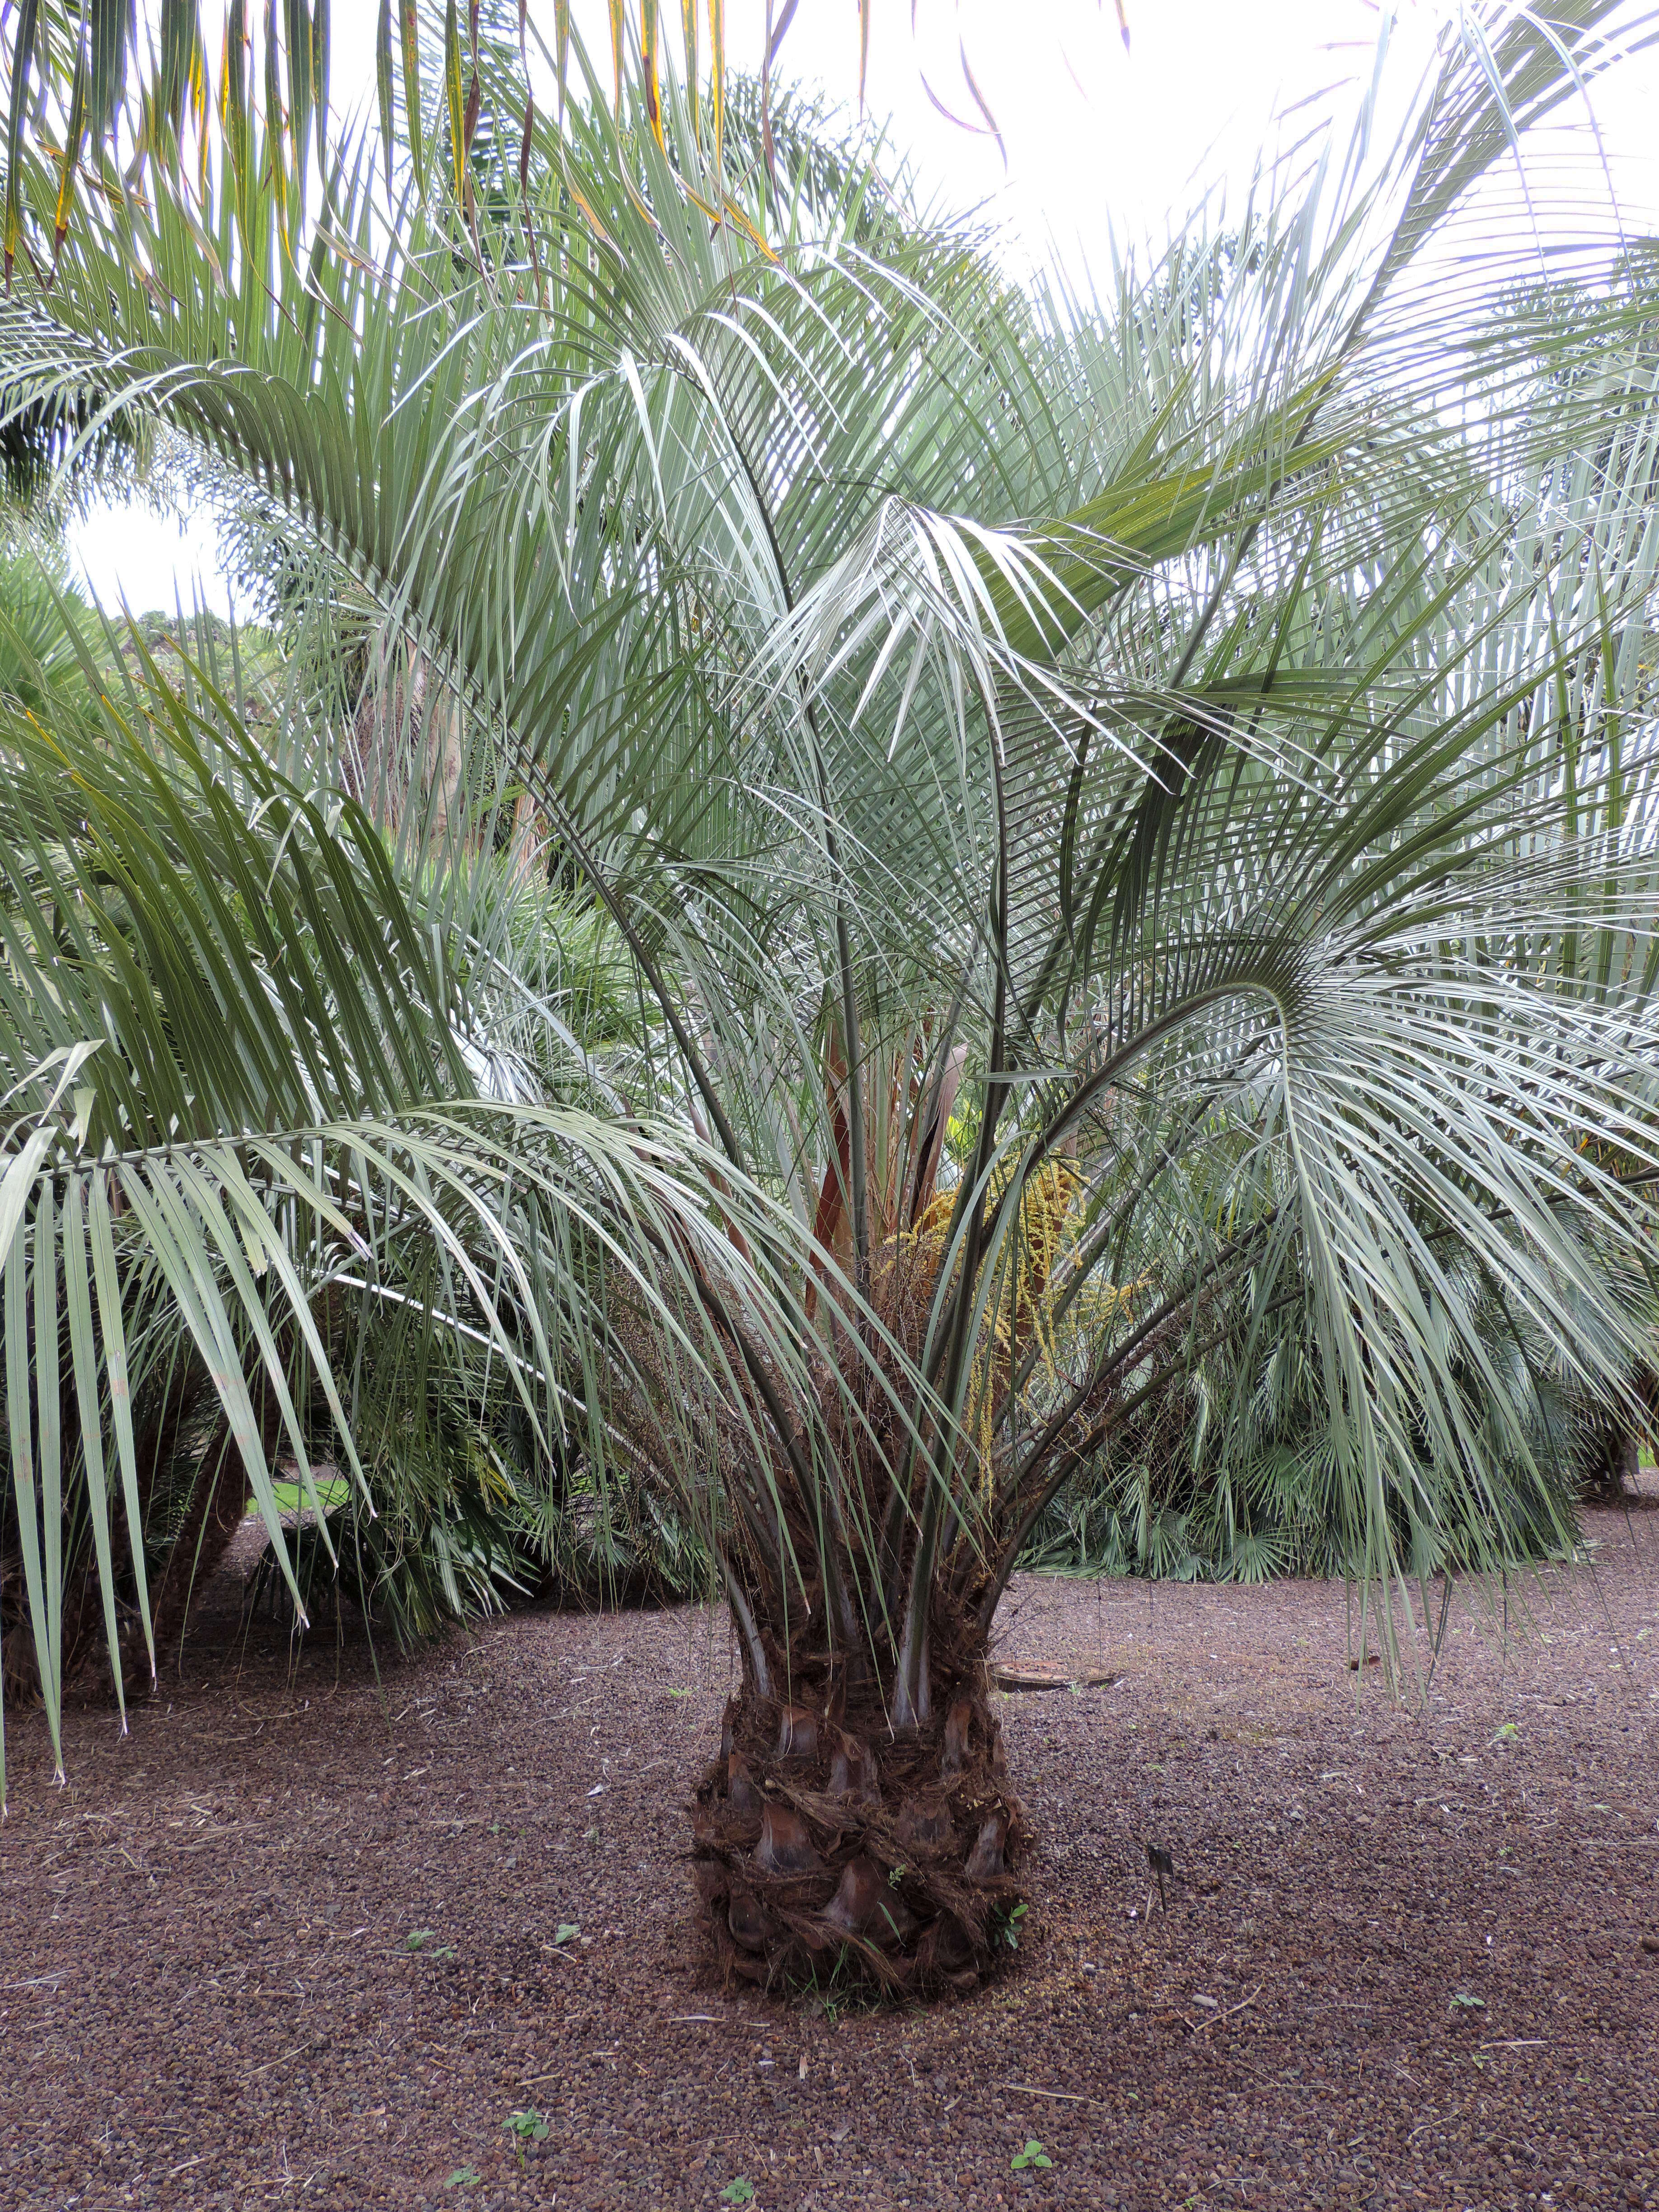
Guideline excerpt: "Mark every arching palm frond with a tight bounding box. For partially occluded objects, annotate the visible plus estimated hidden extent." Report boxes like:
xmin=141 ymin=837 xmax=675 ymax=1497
xmin=0 ymin=590 xmax=844 ymax=1790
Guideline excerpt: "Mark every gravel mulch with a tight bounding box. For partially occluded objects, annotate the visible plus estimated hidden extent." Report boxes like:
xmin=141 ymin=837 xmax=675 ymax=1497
xmin=3 ymin=1487 xmax=1658 ymax=2212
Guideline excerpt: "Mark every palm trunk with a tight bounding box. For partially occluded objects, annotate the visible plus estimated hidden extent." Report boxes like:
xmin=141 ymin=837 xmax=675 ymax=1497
xmin=691 ymin=1598 xmax=1028 ymax=1995
xmin=135 ymin=1415 xmax=256 ymax=1681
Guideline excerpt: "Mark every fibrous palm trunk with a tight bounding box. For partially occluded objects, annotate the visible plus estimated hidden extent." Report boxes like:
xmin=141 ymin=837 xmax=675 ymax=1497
xmin=692 ymin=1629 xmax=1027 ymax=1995
xmin=673 ymin=1190 xmax=1047 ymax=1994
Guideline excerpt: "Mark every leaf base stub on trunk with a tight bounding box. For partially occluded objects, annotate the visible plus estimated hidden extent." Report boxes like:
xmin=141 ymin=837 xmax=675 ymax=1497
xmin=691 ymin=1678 xmax=1029 ymax=1996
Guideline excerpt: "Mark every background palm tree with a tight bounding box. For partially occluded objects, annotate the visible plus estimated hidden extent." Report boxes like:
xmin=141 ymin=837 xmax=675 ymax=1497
xmin=3 ymin=4 xmax=1658 ymax=1996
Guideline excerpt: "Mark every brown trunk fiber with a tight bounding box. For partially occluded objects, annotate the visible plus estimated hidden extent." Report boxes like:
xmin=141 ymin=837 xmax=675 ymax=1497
xmin=691 ymin=1654 xmax=1028 ymax=1997
xmin=113 ymin=1368 xmax=287 ymax=1696
xmin=135 ymin=1420 xmax=255 ymax=1680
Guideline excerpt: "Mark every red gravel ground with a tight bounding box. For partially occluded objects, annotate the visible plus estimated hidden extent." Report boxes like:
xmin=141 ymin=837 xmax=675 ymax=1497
xmin=3 ymin=1485 xmax=1658 ymax=2212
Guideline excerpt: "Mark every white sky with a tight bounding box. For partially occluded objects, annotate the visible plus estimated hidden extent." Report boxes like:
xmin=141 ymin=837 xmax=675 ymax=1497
xmin=68 ymin=0 xmax=1659 ymax=619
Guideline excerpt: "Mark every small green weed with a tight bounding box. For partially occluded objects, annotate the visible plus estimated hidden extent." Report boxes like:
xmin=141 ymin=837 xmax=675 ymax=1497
xmin=997 ymin=1900 xmax=1029 ymax=1950
xmin=554 ymin=1922 xmax=581 ymax=1945
xmin=406 ymin=1929 xmax=434 ymax=1951
xmin=443 ymin=2169 xmax=480 ymax=2190
xmin=1011 ymin=2138 xmax=1053 ymax=2171
xmin=668 ymin=1687 xmax=693 ymax=1699
xmin=788 ymin=1942 xmax=889 ymax=2017
xmin=504 ymin=2110 xmax=549 ymax=2168
xmin=1448 ymin=1992 xmax=1486 ymax=2010
xmin=720 ymin=2179 xmax=756 ymax=2205
xmin=1491 ymin=1722 xmax=1520 ymax=1747
xmin=888 ymin=1862 xmax=907 ymax=1887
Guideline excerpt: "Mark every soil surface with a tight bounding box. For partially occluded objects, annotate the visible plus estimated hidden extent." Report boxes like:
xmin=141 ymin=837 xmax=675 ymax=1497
xmin=4 ymin=1487 xmax=1659 ymax=2212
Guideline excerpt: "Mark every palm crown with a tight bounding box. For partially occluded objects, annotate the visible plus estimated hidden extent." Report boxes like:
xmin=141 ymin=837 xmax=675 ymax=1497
xmin=2 ymin=1 xmax=1657 ymax=1991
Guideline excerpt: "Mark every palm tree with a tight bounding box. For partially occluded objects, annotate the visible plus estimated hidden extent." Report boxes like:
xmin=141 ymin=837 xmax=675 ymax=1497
xmin=4 ymin=6 xmax=1658 ymax=1996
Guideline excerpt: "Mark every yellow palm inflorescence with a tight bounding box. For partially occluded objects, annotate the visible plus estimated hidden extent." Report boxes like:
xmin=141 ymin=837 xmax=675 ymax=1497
xmin=905 ymin=1159 xmax=1137 ymax=1496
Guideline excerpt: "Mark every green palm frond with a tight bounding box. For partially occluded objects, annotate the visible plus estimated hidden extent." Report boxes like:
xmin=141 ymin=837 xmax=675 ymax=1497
xmin=0 ymin=605 xmax=857 ymax=1784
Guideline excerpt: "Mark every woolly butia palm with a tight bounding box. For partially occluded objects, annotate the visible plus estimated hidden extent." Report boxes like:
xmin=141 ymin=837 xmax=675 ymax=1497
xmin=4 ymin=6 xmax=1659 ymax=1995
